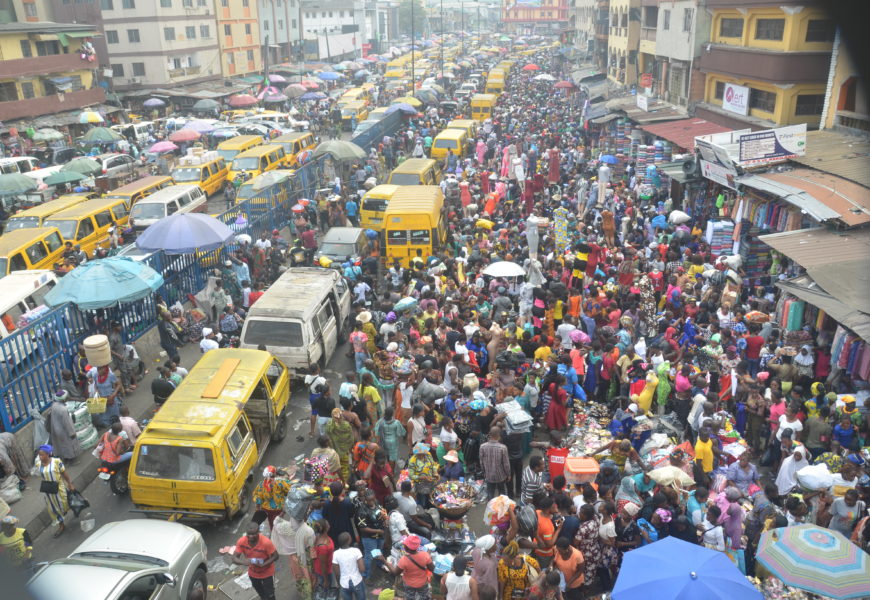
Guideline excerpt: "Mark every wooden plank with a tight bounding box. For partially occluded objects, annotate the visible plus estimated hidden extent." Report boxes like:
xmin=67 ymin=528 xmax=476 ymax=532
xmin=201 ymin=358 xmax=241 ymax=399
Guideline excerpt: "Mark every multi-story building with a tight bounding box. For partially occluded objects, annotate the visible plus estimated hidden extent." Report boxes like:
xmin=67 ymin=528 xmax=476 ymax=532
xmin=300 ymin=0 xmax=365 ymax=61
xmin=696 ymin=0 xmax=833 ymax=129
xmin=819 ymin=28 xmax=868 ymax=134
xmin=606 ymin=0 xmax=639 ymax=86
xmin=592 ymin=0 xmax=608 ymax=72
xmin=96 ymin=0 xmax=222 ymax=91
xmin=216 ymin=0 xmax=262 ymax=77
xmin=258 ymin=0 xmax=302 ymax=65
xmin=501 ymin=0 xmax=569 ymax=36
xmin=651 ymin=0 xmax=710 ymax=106
xmin=0 ymin=21 xmax=104 ymax=122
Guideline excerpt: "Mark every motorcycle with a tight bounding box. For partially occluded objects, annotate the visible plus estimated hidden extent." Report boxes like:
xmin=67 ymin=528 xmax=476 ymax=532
xmin=98 ymin=457 xmax=130 ymax=496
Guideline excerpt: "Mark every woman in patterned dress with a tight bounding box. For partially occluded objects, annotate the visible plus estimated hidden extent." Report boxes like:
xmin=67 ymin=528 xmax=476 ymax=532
xmin=497 ymin=541 xmax=540 ymax=600
xmin=35 ymin=445 xmax=75 ymax=537
xmin=573 ymin=504 xmax=602 ymax=587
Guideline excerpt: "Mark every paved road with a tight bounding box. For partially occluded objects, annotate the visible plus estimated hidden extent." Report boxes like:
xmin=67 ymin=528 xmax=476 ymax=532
xmin=28 ymin=342 xmax=356 ymax=599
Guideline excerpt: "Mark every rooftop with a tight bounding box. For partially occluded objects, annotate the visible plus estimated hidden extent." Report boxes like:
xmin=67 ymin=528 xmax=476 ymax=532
xmin=788 ymin=130 xmax=870 ymax=190
xmin=0 ymin=21 xmax=97 ymax=34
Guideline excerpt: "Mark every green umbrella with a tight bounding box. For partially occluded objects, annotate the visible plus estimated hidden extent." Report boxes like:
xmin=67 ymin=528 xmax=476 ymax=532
xmin=192 ymin=98 xmax=220 ymax=111
xmin=312 ymin=140 xmax=366 ymax=162
xmin=32 ymin=128 xmax=65 ymax=142
xmin=0 ymin=173 xmax=37 ymax=196
xmin=81 ymin=126 xmax=122 ymax=143
xmin=61 ymin=157 xmax=102 ymax=175
xmin=44 ymin=171 xmax=86 ymax=186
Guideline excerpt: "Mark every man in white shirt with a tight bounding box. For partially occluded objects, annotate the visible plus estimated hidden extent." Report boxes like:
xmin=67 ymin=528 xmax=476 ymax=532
xmin=254 ymin=233 xmax=272 ymax=250
xmin=199 ymin=328 xmax=219 ymax=353
xmin=332 ymin=532 xmax=365 ymax=598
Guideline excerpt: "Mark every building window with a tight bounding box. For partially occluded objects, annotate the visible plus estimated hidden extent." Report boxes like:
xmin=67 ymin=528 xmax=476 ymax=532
xmin=749 ymin=88 xmax=776 ymax=113
xmin=226 ymin=52 xmax=234 ymax=64
xmin=714 ymin=81 xmax=725 ymax=100
xmin=106 ymin=30 xmax=119 ymax=44
xmin=21 ymin=81 xmax=35 ymax=99
xmin=122 ymin=0 xmax=134 ymax=7
xmin=755 ymin=18 xmax=784 ymax=41
xmin=221 ymin=0 xmax=227 ymax=5
xmin=164 ymin=27 xmax=175 ymax=41
xmin=182 ymin=0 xmax=193 ymax=6
xmin=127 ymin=29 xmax=140 ymax=43
xmin=186 ymin=26 xmax=196 ymax=39
xmin=264 ymin=20 xmax=270 ymax=31
xmin=160 ymin=0 xmax=171 ymax=6
xmin=247 ymin=49 xmax=254 ymax=61
xmin=642 ymin=6 xmax=657 ymax=28
xmin=279 ymin=19 xmax=284 ymax=29
xmin=0 ymin=81 xmax=18 ymax=102
xmin=245 ymin=23 xmax=252 ymax=35
xmin=0 ymin=82 xmax=19 ymax=103
xmin=805 ymin=19 xmax=835 ymax=42
xmin=662 ymin=9 xmax=670 ymax=30
xmin=132 ymin=62 xmax=145 ymax=76
xmin=682 ymin=8 xmax=693 ymax=32
xmin=200 ymin=24 xmax=210 ymax=38
xmin=224 ymin=24 xmax=231 ymax=36
xmin=291 ymin=18 xmax=296 ymax=28
xmin=242 ymin=0 xmax=249 ymax=5
xmin=101 ymin=0 xmax=113 ymax=8
xmin=19 ymin=40 xmax=32 ymax=57
xmin=719 ymin=18 xmax=743 ymax=38
xmin=111 ymin=63 xmax=124 ymax=77
xmin=24 ymin=3 xmax=37 ymax=17
xmin=198 ymin=0 xmax=206 ymax=5
xmin=35 ymin=40 xmax=59 ymax=55
xmin=795 ymin=93 xmax=825 ymax=115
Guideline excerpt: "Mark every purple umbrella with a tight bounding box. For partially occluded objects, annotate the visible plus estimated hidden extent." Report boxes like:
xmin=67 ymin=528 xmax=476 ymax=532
xmin=300 ymin=91 xmax=327 ymax=101
xmin=143 ymin=98 xmax=165 ymax=107
xmin=185 ymin=119 xmax=217 ymax=133
xmin=268 ymin=73 xmax=286 ymax=83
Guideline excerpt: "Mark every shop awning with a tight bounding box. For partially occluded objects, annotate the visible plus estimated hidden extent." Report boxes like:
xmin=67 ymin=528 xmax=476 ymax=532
xmin=571 ymin=67 xmax=601 ymax=82
xmin=738 ymin=168 xmax=870 ymax=227
xmin=639 ymin=118 xmax=731 ymax=151
xmin=584 ymin=80 xmax=613 ymax=101
xmin=238 ymin=75 xmax=264 ymax=84
xmin=658 ymin=161 xmax=690 ymax=183
xmin=585 ymin=102 xmax=608 ymax=121
xmin=590 ymin=113 xmax=620 ymax=125
xmin=776 ymin=275 xmax=870 ymax=343
xmin=788 ymin=130 xmax=870 ymax=189
xmin=759 ymin=227 xmax=870 ymax=315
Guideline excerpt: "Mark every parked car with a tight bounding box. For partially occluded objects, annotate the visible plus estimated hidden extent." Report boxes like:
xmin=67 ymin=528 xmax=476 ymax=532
xmin=27 ymin=520 xmax=208 ymax=600
xmin=93 ymin=153 xmax=137 ymax=178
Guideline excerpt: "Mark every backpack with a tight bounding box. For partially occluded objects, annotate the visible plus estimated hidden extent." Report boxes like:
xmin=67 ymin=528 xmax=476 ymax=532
xmin=517 ymin=504 xmax=538 ymax=537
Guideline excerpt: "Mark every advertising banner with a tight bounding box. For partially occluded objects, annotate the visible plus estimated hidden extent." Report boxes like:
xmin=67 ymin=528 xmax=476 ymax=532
xmin=738 ymin=124 xmax=807 ymax=165
xmin=696 ymin=138 xmax=739 ymax=190
xmin=722 ymin=83 xmax=749 ymax=116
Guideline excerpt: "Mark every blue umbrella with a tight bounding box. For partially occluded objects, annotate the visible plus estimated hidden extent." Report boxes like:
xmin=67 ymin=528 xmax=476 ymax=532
xmin=354 ymin=69 xmax=371 ymax=79
xmin=300 ymin=91 xmax=327 ymax=101
xmin=136 ymin=213 xmax=236 ymax=254
xmin=600 ymin=154 xmax=618 ymax=164
xmin=386 ymin=103 xmax=417 ymax=115
xmin=44 ymin=257 xmax=164 ymax=310
xmin=612 ymin=537 xmax=762 ymax=600
xmin=318 ymin=71 xmax=341 ymax=81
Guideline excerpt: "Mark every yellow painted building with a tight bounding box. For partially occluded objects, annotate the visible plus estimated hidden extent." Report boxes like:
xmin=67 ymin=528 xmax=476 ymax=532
xmin=697 ymin=2 xmax=833 ymax=129
xmin=607 ymin=0 xmax=640 ymax=86
xmin=215 ymin=0 xmax=263 ymax=77
xmin=0 ymin=23 xmax=104 ymax=123
xmin=820 ymin=30 xmax=868 ymax=133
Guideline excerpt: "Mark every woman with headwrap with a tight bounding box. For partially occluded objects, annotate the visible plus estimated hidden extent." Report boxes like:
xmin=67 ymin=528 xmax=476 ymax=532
xmin=310 ymin=434 xmax=342 ymax=488
xmin=775 ymin=439 xmax=809 ymax=496
xmin=655 ymin=360 xmax=672 ymax=415
xmin=326 ymin=408 xmax=355 ymax=482
xmin=471 ymin=534 xmax=499 ymax=595
xmin=35 ymin=444 xmax=75 ymax=537
xmin=253 ymin=465 xmax=292 ymax=529
xmin=47 ymin=390 xmax=81 ymax=462
xmin=497 ymin=541 xmax=540 ymax=600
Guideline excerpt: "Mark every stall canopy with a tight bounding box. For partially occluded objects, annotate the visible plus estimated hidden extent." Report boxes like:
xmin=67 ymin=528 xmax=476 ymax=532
xmin=788 ymin=130 xmax=870 ymax=189
xmin=776 ymin=275 xmax=870 ymax=343
xmin=759 ymin=227 xmax=870 ymax=316
xmin=585 ymin=102 xmax=608 ymax=121
xmin=605 ymin=95 xmax=688 ymax=124
xmin=738 ymin=168 xmax=870 ymax=227
xmin=639 ymin=118 xmax=731 ymax=151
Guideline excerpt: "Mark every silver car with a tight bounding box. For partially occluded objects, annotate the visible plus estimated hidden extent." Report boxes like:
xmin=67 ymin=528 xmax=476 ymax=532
xmin=94 ymin=153 xmax=137 ymax=178
xmin=27 ymin=520 xmax=208 ymax=600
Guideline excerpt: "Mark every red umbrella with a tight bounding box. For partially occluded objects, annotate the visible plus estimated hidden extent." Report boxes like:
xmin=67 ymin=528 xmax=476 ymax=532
xmin=168 ymin=128 xmax=201 ymax=142
xmin=227 ymin=93 xmax=258 ymax=107
xmin=522 ymin=64 xmax=541 ymax=71
xmin=299 ymin=80 xmax=320 ymax=89
xmin=554 ymin=80 xmax=576 ymax=89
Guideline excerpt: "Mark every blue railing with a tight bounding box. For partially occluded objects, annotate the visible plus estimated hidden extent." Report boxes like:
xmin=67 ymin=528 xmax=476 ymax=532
xmin=0 ymin=157 xmax=328 ymax=432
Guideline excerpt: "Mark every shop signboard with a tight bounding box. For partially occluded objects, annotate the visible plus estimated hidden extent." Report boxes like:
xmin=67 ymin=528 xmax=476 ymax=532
xmin=636 ymin=94 xmax=649 ymax=111
xmin=640 ymin=73 xmax=653 ymax=88
xmin=738 ymin=124 xmax=807 ymax=165
xmin=696 ymin=138 xmax=738 ymax=190
xmin=722 ymin=83 xmax=750 ymax=116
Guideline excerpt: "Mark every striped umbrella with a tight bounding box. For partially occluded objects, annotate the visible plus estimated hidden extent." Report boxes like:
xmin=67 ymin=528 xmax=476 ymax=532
xmin=756 ymin=524 xmax=870 ymax=599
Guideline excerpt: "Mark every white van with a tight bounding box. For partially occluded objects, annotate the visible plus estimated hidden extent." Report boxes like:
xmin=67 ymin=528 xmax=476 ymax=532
xmin=128 ymin=184 xmax=206 ymax=231
xmin=0 ymin=156 xmax=40 ymax=174
xmin=0 ymin=270 xmax=58 ymax=368
xmin=239 ymin=268 xmax=351 ymax=374
xmin=111 ymin=121 xmax=154 ymax=144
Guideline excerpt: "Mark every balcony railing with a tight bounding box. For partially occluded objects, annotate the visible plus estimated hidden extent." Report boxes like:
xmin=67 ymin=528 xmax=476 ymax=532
xmin=0 ymin=87 xmax=105 ymax=122
xmin=641 ymin=27 xmax=656 ymax=41
xmin=0 ymin=52 xmax=94 ymax=79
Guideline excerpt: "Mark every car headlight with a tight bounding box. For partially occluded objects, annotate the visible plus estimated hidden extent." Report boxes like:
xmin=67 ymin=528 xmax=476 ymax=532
xmin=203 ymin=494 xmax=223 ymax=504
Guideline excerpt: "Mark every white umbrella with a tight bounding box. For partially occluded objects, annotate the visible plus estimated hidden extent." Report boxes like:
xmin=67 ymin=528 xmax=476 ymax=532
xmin=533 ymin=73 xmax=556 ymax=82
xmin=482 ymin=261 xmax=526 ymax=278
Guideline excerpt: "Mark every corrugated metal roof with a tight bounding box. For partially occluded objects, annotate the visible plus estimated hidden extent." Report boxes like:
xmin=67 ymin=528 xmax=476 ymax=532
xmin=605 ymin=95 xmax=688 ymax=125
xmin=737 ymin=174 xmax=841 ymax=223
xmin=639 ymin=118 xmax=731 ymax=151
xmin=777 ymin=275 xmax=870 ymax=343
xmin=759 ymin=227 xmax=870 ymax=314
xmin=755 ymin=168 xmax=870 ymax=227
xmin=789 ymin=130 xmax=870 ymax=189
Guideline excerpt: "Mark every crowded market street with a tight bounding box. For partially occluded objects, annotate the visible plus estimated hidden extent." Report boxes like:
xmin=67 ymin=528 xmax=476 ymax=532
xmin=1 ymin=5 xmax=869 ymax=600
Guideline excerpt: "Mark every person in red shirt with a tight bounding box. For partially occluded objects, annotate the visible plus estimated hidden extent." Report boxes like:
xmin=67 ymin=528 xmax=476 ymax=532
xmin=531 ymin=430 xmax=569 ymax=482
xmin=598 ymin=343 xmax=617 ymax=402
xmin=247 ymin=282 xmax=264 ymax=306
xmin=744 ymin=324 xmax=766 ymax=377
xmin=233 ymin=522 xmax=279 ymax=600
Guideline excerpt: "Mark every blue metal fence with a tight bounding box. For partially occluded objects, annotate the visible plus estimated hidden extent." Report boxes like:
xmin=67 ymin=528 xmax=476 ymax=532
xmin=0 ymin=156 xmax=328 ymax=433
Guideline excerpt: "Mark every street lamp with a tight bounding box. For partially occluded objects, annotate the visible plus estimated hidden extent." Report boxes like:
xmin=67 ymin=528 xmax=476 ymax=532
xmin=440 ymin=0 xmax=444 ymax=79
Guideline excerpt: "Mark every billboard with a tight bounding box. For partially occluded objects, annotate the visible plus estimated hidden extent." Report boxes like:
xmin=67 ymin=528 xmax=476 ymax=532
xmin=696 ymin=138 xmax=739 ymax=190
xmin=722 ymin=82 xmax=750 ymax=116
xmin=512 ymin=0 xmax=543 ymax=6
xmin=738 ymin=124 xmax=807 ymax=166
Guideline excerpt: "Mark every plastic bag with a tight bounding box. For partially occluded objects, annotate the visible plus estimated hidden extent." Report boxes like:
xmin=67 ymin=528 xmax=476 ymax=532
xmin=669 ymin=210 xmax=690 ymax=224
xmin=796 ymin=464 xmax=834 ymax=491
xmin=0 ymin=475 xmax=22 ymax=504
xmin=30 ymin=407 xmax=49 ymax=452
xmin=67 ymin=489 xmax=90 ymax=517
xmin=484 ymin=495 xmax=515 ymax=526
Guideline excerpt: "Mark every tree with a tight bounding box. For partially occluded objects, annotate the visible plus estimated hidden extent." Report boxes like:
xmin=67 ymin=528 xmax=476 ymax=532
xmin=397 ymin=0 xmax=427 ymax=39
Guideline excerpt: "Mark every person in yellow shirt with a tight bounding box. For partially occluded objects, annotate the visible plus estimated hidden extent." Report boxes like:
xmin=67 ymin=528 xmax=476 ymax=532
xmin=553 ymin=298 xmax=564 ymax=325
xmin=0 ymin=515 xmax=33 ymax=568
xmin=694 ymin=427 xmax=721 ymax=486
xmin=534 ymin=342 xmax=553 ymax=363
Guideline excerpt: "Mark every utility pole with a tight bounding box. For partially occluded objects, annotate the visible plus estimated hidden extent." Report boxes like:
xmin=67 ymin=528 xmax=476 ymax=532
xmin=262 ymin=34 xmax=270 ymax=90
xmin=324 ymin=27 xmax=331 ymax=63
xmin=477 ymin=1 xmax=481 ymax=46
xmin=460 ymin=0 xmax=464 ymax=55
xmin=410 ymin=0 xmax=415 ymax=95
xmin=439 ymin=0 xmax=444 ymax=79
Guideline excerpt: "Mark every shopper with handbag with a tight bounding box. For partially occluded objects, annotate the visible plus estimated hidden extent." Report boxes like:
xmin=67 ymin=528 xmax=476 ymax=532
xmin=34 ymin=444 xmax=75 ymax=538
